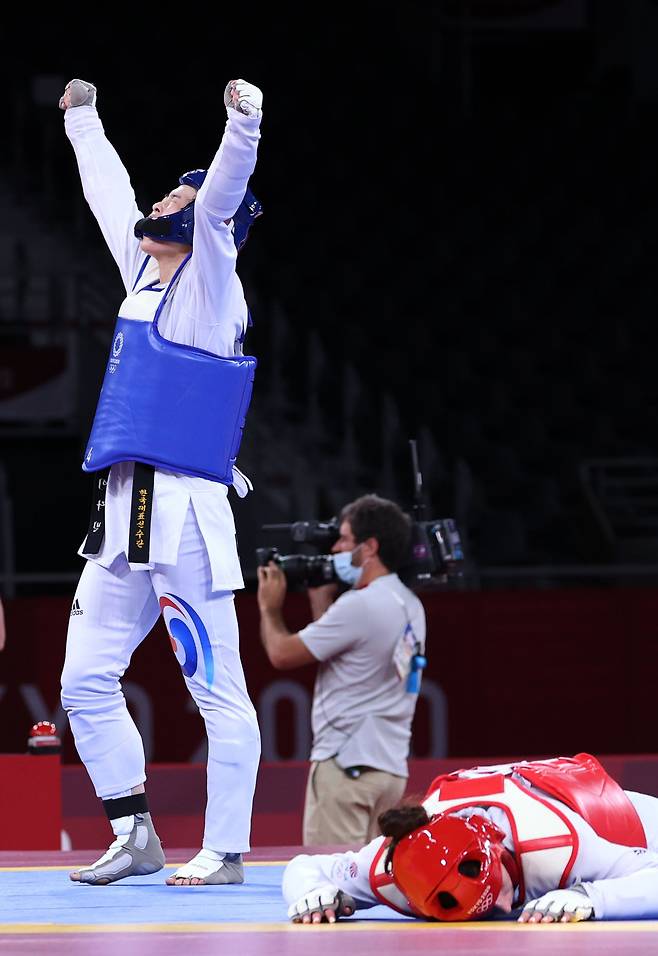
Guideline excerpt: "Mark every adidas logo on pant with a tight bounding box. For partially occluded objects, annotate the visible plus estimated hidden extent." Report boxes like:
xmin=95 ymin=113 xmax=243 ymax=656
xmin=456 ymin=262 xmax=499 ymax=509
xmin=70 ymin=598 xmax=84 ymax=617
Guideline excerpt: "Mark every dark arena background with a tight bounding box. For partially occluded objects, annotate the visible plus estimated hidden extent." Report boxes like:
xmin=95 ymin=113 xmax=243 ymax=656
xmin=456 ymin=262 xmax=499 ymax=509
xmin=2 ymin=2 xmax=658 ymax=953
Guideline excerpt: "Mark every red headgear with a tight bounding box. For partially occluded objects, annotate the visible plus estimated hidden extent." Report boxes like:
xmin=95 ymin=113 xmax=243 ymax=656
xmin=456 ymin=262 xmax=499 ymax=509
xmin=390 ymin=812 xmax=507 ymax=921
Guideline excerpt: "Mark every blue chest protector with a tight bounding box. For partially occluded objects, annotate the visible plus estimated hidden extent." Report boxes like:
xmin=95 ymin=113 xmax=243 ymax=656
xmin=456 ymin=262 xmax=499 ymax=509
xmin=82 ymin=256 xmax=256 ymax=485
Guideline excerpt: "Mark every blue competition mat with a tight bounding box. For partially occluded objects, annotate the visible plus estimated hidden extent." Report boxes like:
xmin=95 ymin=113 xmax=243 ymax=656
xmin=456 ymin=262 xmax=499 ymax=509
xmin=0 ymin=863 xmax=410 ymax=926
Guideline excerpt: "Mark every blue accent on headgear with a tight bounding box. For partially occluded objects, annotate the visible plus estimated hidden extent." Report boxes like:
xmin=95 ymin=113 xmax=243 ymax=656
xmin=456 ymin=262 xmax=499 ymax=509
xmin=179 ymin=168 xmax=207 ymax=191
xmin=133 ymin=201 xmax=195 ymax=246
xmin=134 ymin=168 xmax=262 ymax=250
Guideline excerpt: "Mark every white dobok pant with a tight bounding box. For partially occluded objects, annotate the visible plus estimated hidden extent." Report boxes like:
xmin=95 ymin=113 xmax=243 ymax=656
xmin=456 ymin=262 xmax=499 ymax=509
xmin=61 ymin=506 xmax=260 ymax=853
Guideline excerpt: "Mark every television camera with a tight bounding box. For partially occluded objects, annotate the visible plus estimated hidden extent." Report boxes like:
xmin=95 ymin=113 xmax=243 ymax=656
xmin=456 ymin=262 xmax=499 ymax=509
xmin=255 ymin=440 xmax=466 ymax=591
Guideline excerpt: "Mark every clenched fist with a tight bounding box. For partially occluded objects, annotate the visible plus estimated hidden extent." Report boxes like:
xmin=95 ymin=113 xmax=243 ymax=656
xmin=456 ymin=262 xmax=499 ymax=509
xmin=224 ymin=79 xmax=263 ymax=118
xmin=59 ymin=78 xmax=97 ymax=111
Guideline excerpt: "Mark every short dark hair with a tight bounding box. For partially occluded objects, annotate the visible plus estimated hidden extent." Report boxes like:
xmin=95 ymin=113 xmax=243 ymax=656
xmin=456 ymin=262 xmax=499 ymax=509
xmin=340 ymin=494 xmax=412 ymax=572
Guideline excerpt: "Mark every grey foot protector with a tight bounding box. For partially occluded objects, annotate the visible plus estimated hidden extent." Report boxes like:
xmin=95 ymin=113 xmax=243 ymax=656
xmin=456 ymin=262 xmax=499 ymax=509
xmin=170 ymin=852 xmax=244 ymax=885
xmin=74 ymin=812 xmax=165 ymax=885
xmin=200 ymin=853 xmax=244 ymax=885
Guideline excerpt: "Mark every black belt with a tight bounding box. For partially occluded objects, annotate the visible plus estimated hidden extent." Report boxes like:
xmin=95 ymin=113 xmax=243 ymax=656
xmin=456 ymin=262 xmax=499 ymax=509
xmin=343 ymin=765 xmax=376 ymax=779
xmin=84 ymin=462 xmax=155 ymax=564
xmin=84 ymin=468 xmax=109 ymax=555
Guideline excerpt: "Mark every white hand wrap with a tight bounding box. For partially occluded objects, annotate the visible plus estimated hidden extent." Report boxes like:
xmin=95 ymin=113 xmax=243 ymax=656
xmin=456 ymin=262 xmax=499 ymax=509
xmin=522 ymin=887 xmax=594 ymax=922
xmin=224 ymin=78 xmax=263 ymax=118
xmin=59 ymin=78 xmax=97 ymax=110
xmin=287 ymin=883 xmax=346 ymax=922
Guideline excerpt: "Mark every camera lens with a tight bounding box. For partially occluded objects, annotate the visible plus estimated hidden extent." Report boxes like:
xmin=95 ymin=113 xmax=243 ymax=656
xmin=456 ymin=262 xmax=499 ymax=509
xmin=255 ymin=546 xmax=278 ymax=566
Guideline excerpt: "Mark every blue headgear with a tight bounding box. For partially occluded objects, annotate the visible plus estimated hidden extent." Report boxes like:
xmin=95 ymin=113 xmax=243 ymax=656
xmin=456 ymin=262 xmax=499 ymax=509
xmin=233 ymin=186 xmax=263 ymax=251
xmin=134 ymin=168 xmax=262 ymax=250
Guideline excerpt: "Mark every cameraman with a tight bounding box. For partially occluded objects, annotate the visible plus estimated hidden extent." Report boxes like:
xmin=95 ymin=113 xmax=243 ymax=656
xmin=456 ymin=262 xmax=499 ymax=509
xmin=257 ymin=494 xmax=426 ymax=846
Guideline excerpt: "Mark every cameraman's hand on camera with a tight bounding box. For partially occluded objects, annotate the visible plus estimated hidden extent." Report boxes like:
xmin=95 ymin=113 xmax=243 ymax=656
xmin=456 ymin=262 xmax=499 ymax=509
xmin=307 ymin=583 xmax=339 ymax=621
xmin=257 ymin=561 xmax=288 ymax=613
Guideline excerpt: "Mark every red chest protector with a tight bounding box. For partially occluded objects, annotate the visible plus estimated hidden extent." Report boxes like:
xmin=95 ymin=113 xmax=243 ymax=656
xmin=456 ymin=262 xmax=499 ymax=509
xmin=427 ymin=752 xmax=646 ymax=849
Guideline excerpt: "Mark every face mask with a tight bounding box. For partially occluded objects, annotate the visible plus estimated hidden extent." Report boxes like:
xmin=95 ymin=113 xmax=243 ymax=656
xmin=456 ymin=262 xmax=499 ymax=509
xmin=333 ymin=550 xmax=363 ymax=587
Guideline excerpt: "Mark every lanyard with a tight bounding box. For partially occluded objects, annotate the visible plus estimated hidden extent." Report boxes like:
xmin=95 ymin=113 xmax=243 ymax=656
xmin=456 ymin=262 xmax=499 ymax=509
xmin=386 ymin=586 xmax=427 ymax=693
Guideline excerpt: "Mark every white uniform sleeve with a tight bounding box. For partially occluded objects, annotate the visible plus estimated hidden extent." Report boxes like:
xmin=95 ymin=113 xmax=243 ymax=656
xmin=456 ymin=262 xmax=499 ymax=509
xmin=63 ymin=105 xmax=144 ymax=294
xmin=195 ymin=108 xmax=261 ymax=222
xmin=282 ymin=838 xmax=385 ymax=911
xmin=580 ymin=848 xmax=658 ymax=920
xmin=173 ymin=108 xmax=261 ymax=345
xmin=541 ymin=796 xmax=658 ymax=920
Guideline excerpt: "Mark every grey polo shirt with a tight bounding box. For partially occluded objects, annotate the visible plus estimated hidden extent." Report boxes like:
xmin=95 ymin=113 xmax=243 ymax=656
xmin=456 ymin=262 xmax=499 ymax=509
xmin=298 ymin=573 xmax=427 ymax=777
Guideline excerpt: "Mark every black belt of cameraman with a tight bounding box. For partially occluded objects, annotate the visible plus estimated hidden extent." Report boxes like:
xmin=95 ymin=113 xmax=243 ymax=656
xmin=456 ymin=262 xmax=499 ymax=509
xmin=343 ymin=765 xmax=376 ymax=780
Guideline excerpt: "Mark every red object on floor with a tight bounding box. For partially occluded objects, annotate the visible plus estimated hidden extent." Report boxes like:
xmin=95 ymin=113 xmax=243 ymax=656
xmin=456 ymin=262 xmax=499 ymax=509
xmin=0 ymin=754 xmax=62 ymax=849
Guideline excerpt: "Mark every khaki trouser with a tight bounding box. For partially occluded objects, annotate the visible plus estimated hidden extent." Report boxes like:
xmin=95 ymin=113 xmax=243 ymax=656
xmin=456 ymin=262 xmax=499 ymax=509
xmin=302 ymin=757 xmax=407 ymax=846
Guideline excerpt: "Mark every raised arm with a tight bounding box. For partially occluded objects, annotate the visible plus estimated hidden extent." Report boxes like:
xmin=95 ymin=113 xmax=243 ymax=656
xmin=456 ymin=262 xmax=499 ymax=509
xmin=60 ymin=79 xmax=144 ymax=293
xmin=196 ymin=80 xmax=263 ymax=221
xmin=176 ymin=80 xmax=263 ymax=342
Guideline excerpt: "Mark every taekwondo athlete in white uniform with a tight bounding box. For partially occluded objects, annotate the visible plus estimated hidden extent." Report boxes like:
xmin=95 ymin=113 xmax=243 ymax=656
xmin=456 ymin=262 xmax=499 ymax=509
xmin=283 ymin=753 xmax=658 ymax=923
xmin=59 ymin=76 xmax=263 ymax=886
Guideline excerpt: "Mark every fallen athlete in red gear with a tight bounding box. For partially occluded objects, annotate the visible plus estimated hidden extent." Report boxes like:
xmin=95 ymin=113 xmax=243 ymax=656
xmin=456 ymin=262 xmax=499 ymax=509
xmin=283 ymin=753 xmax=658 ymax=924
